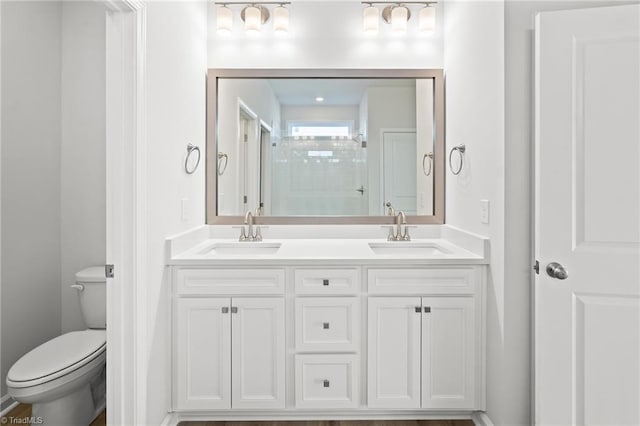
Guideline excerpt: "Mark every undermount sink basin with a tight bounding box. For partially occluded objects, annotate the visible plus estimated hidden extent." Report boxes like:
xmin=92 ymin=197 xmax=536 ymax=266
xmin=368 ymin=242 xmax=449 ymax=256
xmin=202 ymin=241 xmax=281 ymax=256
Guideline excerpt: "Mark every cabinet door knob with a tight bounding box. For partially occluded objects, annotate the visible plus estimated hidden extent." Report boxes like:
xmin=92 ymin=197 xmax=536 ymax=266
xmin=322 ymin=279 xmax=329 ymax=286
xmin=221 ymin=307 xmax=229 ymax=314
xmin=323 ymin=322 xmax=330 ymax=329
xmin=415 ymin=306 xmax=421 ymax=313
xmin=424 ymin=307 xmax=431 ymax=313
xmin=231 ymin=306 xmax=238 ymax=314
xmin=323 ymin=379 xmax=330 ymax=388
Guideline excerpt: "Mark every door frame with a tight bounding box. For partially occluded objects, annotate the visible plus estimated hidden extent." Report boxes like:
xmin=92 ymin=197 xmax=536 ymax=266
xmin=104 ymin=1 xmax=146 ymax=424
xmin=236 ymin=98 xmax=258 ymax=213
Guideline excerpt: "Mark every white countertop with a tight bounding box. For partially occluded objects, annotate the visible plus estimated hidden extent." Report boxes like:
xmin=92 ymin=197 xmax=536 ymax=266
xmin=166 ymin=225 xmax=489 ymax=266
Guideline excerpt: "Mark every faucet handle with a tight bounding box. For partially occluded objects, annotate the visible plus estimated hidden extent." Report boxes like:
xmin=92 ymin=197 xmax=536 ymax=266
xmin=239 ymin=226 xmax=248 ymax=241
xmin=254 ymin=226 xmax=263 ymax=241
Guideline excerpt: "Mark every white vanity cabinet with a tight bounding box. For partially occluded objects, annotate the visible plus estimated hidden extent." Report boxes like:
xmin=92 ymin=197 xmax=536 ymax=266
xmin=173 ymin=268 xmax=286 ymax=411
xmin=367 ymin=267 xmax=482 ymax=410
xmin=170 ymin=261 xmax=485 ymax=418
xmin=293 ymin=268 xmax=361 ymax=409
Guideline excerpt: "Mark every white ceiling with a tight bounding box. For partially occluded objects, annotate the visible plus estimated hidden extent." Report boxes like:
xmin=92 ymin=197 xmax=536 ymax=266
xmin=267 ymin=78 xmax=416 ymax=106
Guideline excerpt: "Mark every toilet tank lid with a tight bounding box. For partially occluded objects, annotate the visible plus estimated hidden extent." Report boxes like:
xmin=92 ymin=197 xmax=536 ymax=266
xmin=76 ymin=266 xmax=105 ymax=283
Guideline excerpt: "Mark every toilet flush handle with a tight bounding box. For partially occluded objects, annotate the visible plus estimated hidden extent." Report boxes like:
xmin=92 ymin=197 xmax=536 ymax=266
xmin=70 ymin=284 xmax=85 ymax=291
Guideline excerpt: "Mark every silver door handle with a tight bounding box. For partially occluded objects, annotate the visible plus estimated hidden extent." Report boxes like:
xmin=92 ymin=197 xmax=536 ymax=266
xmin=546 ymin=262 xmax=568 ymax=280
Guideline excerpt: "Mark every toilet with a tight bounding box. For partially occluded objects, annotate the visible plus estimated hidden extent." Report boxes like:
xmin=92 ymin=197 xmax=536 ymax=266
xmin=6 ymin=267 xmax=107 ymax=426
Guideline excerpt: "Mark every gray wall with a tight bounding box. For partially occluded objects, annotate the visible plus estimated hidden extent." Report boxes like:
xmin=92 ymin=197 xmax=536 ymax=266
xmin=60 ymin=1 xmax=106 ymax=333
xmin=1 ymin=1 xmax=63 ymax=398
xmin=1 ymin=0 xmax=106 ymax=399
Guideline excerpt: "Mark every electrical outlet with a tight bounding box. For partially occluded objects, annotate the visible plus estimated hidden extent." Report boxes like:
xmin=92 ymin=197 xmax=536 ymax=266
xmin=480 ymin=200 xmax=490 ymax=224
xmin=181 ymin=198 xmax=189 ymax=222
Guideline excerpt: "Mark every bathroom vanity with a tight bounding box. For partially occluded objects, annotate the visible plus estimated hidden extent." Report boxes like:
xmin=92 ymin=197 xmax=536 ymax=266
xmin=166 ymin=225 xmax=488 ymax=422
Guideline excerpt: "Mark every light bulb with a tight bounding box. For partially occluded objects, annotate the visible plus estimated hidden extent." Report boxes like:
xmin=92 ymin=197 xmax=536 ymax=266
xmin=244 ymin=5 xmax=261 ymax=33
xmin=363 ymin=6 xmax=379 ymax=34
xmin=391 ymin=6 xmax=408 ymax=33
xmin=419 ymin=5 xmax=436 ymax=33
xmin=216 ymin=5 xmax=233 ymax=34
xmin=273 ymin=6 xmax=289 ymax=33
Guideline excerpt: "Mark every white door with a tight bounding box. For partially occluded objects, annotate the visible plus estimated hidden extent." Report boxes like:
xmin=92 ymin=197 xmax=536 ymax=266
xmin=421 ymin=297 xmax=475 ymax=410
xmin=367 ymin=297 xmax=421 ymax=408
xmin=231 ymin=297 xmax=286 ymax=409
xmin=175 ymin=298 xmax=231 ymax=410
xmin=535 ymin=5 xmax=640 ymax=425
xmin=383 ymin=132 xmax=417 ymax=214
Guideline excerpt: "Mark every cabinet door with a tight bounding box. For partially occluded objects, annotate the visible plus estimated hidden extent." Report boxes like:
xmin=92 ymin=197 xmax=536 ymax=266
xmin=175 ymin=298 xmax=231 ymax=410
xmin=367 ymin=297 xmax=422 ymax=408
xmin=231 ymin=297 xmax=286 ymax=409
xmin=421 ymin=297 xmax=476 ymax=409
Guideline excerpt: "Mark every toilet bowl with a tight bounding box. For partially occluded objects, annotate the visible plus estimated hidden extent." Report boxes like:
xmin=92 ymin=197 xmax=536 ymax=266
xmin=6 ymin=267 xmax=107 ymax=426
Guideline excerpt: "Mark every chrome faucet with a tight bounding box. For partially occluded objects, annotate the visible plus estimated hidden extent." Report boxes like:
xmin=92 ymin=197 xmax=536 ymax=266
xmin=239 ymin=209 xmax=262 ymax=241
xmin=387 ymin=210 xmax=411 ymax=241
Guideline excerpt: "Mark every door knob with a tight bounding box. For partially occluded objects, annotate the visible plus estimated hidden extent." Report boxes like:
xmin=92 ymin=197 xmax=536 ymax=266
xmin=546 ymin=262 xmax=568 ymax=280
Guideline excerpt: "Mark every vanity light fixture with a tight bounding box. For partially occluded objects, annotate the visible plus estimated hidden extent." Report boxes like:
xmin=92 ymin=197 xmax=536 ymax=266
xmin=418 ymin=4 xmax=436 ymax=33
xmin=361 ymin=2 xmax=437 ymax=35
xmin=388 ymin=5 xmax=409 ymax=33
xmin=273 ymin=4 xmax=290 ymax=33
xmin=214 ymin=2 xmax=291 ymax=34
xmin=363 ymin=4 xmax=380 ymax=34
xmin=216 ymin=5 xmax=233 ymax=34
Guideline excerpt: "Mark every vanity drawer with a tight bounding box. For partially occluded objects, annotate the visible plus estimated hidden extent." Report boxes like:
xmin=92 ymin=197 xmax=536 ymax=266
xmin=295 ymin=298 xmax=359 ymax=352
xmin=367 ymin=267 xmax=477 ymax=295
xmin=295 ymin=354 xmax=359 ymax=409
xmin=175 ymin=268 xmax=285 ymax=295
xmin=294 ymin=269 xmax=360 ymax=295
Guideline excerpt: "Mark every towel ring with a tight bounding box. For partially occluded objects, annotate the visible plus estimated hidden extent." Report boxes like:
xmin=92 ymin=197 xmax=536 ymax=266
xmin=422 ymin=152 xmax=433 ymax=176
xmin=217 ymin=152 xmax=229 ymax=176
xmin=449 ymin=144 xmax=466 ymax=175
xmin=184 ymin=143 xmax=200 ymax=175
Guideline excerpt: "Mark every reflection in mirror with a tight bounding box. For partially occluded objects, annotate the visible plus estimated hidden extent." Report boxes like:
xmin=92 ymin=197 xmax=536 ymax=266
xmin=216 ymin=78 xmax=435 ymax=217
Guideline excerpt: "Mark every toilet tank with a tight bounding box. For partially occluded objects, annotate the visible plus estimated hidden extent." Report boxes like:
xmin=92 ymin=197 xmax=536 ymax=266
xmin=74 ymin=266 xmax=106 ymax=329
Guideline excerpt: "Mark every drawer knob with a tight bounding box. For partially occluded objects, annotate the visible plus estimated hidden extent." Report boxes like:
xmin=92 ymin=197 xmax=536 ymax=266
xmin=323 ymin=379 xmax=330 ymax=388
xmin=322 ymin=279 xmax=329 ymax=286
xmin=323 ymin=322 xmax=330 ymax=329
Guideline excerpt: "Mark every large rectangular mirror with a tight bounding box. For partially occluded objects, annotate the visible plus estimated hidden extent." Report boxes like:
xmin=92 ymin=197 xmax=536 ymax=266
xmin=206 ymin=69 xmax=444 ymax=224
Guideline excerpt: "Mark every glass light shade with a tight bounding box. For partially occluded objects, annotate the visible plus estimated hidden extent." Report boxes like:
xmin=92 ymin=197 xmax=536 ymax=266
xmin=363 ymin=6 xmax=379 ymax=34
xmin=244 ymin=6 xmax=261 ymax=33
xmin=419 ymin=6 xmax=436 ymax=33
xmin=273 ymin=6 xmax=289 ymax=33
xmin=216 ymin=6 xmax=233 ymax=34
xmin=391 ymin=6 xmax=408 ymax=33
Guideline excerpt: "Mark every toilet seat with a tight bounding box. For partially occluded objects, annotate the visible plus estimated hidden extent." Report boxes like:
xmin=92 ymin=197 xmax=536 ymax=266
xmin=7 ymin=329 xmax=106 ymax=389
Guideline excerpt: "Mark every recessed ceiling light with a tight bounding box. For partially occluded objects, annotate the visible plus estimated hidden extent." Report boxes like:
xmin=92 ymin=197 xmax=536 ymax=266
xmin=315 ymin=97 xmax=324 ymax=102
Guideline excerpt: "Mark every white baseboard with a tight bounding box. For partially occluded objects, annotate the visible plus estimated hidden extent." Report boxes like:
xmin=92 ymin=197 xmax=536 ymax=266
xmin=163 ymin=409 xmax=490 ymax=426
xmin=472 ymin=411 xmax=494 ymax=426
xmin=0 ymin=394 xmax=18 ymax=417
xmin=161 ymin=412 xmax=178 ymax=426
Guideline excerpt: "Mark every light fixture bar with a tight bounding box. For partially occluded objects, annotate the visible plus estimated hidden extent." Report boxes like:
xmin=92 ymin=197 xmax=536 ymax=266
xmin=361 ymin=1 xmax=436 ymax=4
xmin=214 ymin=1 xmax=291 ymax=5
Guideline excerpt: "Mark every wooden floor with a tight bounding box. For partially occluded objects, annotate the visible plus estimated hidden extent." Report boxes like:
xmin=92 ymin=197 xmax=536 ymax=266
xmin=1 ymin=403 xmax=106 ymax=426
xmin=180 ymin=421 xmax=474 ymax=426
xmin=2 ymin=405 xmax=472 ymax=426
